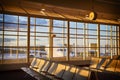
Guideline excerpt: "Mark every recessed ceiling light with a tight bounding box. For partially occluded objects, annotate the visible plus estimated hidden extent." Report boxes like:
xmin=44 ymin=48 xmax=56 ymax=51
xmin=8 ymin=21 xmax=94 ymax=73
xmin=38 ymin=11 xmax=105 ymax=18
xmin=41 ymin=8 xmax=45 ymax=11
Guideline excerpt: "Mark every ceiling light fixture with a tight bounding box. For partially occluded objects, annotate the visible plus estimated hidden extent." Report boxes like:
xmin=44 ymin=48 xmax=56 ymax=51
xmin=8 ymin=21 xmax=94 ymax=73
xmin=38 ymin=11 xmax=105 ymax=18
xmin=88 ymin=0 xmax=97 ymax=20
xmin=89 ymin=12 xmax=97 ymax=20
xmin=40 ymin=4 xmax=46 ymax=15
xmin=41 ymin=8 xmax=45 ymax=11
xmin=41 ymin=4 xmax=46 ymax=11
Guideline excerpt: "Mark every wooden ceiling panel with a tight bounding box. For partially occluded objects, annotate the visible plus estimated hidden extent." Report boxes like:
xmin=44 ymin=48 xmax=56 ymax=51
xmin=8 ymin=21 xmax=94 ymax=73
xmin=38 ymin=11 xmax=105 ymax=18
xmin=0 ymin=0 xmax=119 ymax=24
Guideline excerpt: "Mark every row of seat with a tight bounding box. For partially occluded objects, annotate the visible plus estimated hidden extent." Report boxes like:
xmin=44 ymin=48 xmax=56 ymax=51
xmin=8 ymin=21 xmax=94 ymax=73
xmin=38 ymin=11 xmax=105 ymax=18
xmin=88 ymin=57 xmax=120 ymax=80
xmin=88 ymin=57 xmax=120 ymax=73
xmin=21 ymin=58 xmax=91 ymax=80
xmin=21 ymin=57 xmax=120 ymax=80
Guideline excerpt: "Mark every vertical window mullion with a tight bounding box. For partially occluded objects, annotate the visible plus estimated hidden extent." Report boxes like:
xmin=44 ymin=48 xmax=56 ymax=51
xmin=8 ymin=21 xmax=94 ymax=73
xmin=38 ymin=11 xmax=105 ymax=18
xmin=34 ymin=17 xmax=36 ymax=56
xmin=75 ymin=22 xmax=77 ymax=57
xmin=16 ymin=16 xmax=19 ymax=59
xmin=27 ymin=16 xmax=30 ymax=63
xmin=48 ymin=19 xmax=53 ymax=59
xmin=116 ymin=26 xmax=119 ymax=55
xmin=66 ymin=21 xmax=70 ymax=61
xmin=97 ymin=24 xmax=100 ymax=57
xmin=110 ymin=26 xmax=113 ymax=59
xmin=86 ymin=24 xmax=89 ymax=58
xmin=83 ymin=23 xmax=86 ymax=60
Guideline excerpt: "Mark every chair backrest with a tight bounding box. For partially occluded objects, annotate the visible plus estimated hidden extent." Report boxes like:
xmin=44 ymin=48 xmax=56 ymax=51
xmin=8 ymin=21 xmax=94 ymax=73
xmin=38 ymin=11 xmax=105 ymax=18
xmin=105 ymin=59 xmax=118 ymax=72
xmin=47 ymin=62 xmax=58 ymax=74
xmin=62 ymin=65 xmax=76 ymax=80
xmin=115 ymin=60 xmax=120 ymax=73
xmin=36 ymin=59 xmax=46 ymax=72
xmin=99 ymin=58 xmax=110 ymax=70
xmin=96 ymin=58 xmax=103 ymax=69
xmin=73 ymin=67 xmax=90 ymax=80
xmin=90 ymin=57 xmax=100 ymax=69
xmin=53 ymin=63 xmax=66 ymax=78
xmin=30 ymin=57 xmax=37 ymax=68
xmin=41 ymin=60 xmax=51 ymax=73
xmin=30 ymin=58 xmax=41 ymax=69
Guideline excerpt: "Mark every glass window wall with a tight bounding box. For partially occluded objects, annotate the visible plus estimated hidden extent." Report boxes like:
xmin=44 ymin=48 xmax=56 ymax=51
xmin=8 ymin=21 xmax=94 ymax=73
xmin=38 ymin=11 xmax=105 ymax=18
xmin=0 ymin=13 xmax=119 ymax=64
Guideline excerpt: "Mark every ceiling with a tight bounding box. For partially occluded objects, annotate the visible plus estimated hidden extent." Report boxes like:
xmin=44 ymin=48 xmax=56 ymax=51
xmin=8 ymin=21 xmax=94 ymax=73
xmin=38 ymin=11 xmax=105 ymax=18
xmin=0 ymin=0 xmax=120 ymax=25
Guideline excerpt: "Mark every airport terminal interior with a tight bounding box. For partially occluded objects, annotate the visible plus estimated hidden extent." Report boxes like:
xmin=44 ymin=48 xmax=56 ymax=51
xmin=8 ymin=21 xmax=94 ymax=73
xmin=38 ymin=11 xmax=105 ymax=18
xmin=0 ymin=0 xmax=120 ymax=80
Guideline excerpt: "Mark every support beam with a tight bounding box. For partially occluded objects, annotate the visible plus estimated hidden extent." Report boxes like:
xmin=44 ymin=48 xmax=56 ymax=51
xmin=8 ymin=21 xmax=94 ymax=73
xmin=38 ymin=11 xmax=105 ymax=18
xmin=97 ymin=24 xmax=100 ymax=57
xmin=48 ymin=19 xmax=53 ymax=60
xmin=27 ymin=16 xmax=30 ymax=63
xmin=66 ymin=21 xmax=70 ymax=61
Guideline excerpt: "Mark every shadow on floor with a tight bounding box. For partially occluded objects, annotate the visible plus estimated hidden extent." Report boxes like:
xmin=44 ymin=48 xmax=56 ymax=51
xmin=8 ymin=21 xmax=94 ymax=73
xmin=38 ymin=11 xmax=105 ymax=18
xmin=0 ymin=69 xmax=37 ymax=80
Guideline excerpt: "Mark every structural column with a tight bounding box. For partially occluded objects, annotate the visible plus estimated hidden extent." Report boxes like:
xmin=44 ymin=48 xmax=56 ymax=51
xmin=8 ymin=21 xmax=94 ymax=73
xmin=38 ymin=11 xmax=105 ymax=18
xmin=48 ymin=19 xmax=53 ymax=60
xmin=66 ymin=21 xmax=70 ymax=61
xmin=97 ymin=24 xmax=100 ymax=57
xmin=83 ymin=23 xmax=87 ymax=60
xmin=27 ymin=16 xmax=30 ymax=63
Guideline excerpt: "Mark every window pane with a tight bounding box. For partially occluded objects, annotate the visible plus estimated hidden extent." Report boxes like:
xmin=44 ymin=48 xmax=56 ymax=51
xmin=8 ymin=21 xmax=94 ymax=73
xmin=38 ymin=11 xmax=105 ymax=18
xmin=0 ymin=36 xmax=2 ymax=46
xmin=70 ymin=39 xmax=76 ymax=46
xmin=77 ymin=29 xmax=83 ymax=34
xmin=77 ymin=39 xmax=83 ymax=47
xmin=53 ymin=20 xmax=66 ymax=27
xmin=88 ymin=30 xmax=97 ymax=35
xmin=4 ymin=36 xmax=17 ymax=46
xmin=70 ymin=29 xmax=76 ymax=34
xmin=19 ymin=25 xmax=27 ymax=31
xmin=19 ymin=32 xmax=27 ymax=36
xmin=100 ymin=25 xmax=107 ymax=30
xmin=36 ymin=37 xmax=49 ymax=47
xmin=36 ymin=26 xmax=48 ymax=32
xmin=4 ymin=31 xmax=17 ymax=35
xmin=4 ymin=47 xmax=17 ymax=59
xmin=30 ymin=26 xmax=35 ymax=32
xmin=77 ymin=22 xmax=84 ymax=28
xmin=18 ymin=48 xmax=27 ymax=58
xmin=0 ymin=23 xmax=3 ymax=34
xmin=53 ymin=48 xmax=67 ymax=57
xmin=70 ymin=34 xmax=75 ymax=38
xmin=53 ymin=28 xmax=63 ymax=33
xmin=5 ymin=14 xmax=18 ymax=23
xmin=30 ymin=37 xmax=35 ymax=46
xmin=36 ymin=18 xmax=49 ymax=26
xmin=0 ymin=14 xmax=3 ymax=22
xmin=30 ymin=17 xmax=35 ymax=24
xmin=36 ymin=33 xmax=48 ymax=37
xmin=30 ymin=32 xmax=35 ymax=36
xmin=88 ymin=24 xmax=97 ymax=29
xmin=19 ymin=36 xmax=27 ymax=46
xmin=70 ymin=22 xmax=76 ymax=28
xmin=53 ymin=38 xmax=67 ymax=47
xmin=4 ymin=24 xmax=18 ymax=30
xmin=19 ymin=16 xmax=27 ymax=24
xmin=55 ymin=33 xmax=67 ymax=37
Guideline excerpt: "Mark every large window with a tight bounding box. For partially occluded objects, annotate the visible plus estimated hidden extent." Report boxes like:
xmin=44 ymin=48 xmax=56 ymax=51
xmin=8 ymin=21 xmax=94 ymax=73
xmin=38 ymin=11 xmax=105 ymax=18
xmin=0 ymin=13 xmax=119 ymax=64
xmin=30 ymin=17 xmax=49 ymax=58
xmin=69 ymin=22 xmax=84 ymax=59
xmin=69 ymin=22 xmax=98 ymax=59
xmin=100 ymin=25 xmax=119 ymax=58
xmin=0 ymin=14 xmax=28 ymax=64
xmin=53 ymin=20 xmax=67 ymax=57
